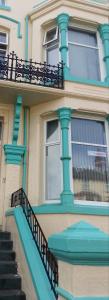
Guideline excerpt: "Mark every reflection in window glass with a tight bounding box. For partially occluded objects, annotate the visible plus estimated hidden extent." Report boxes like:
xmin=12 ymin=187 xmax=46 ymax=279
xmin=46 ymin=144 xmax=61 ymax=200
xmin=71 ymin=118 xmax=109 ymax=203
xmin=46 ymin=120 xmax=59 ymax=143
xmin=0 ymin=0 xmax=5 ymax=5
xmin=71 ymin=118 xmax=106 ymax=145
xmin=68 ymin=28 xmax=100 ymax=81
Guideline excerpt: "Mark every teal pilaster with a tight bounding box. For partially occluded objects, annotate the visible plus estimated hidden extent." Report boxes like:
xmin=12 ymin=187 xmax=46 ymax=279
xmin=57 ymin=13 xmax=69 ymax=75
xmin=12 ymin=95 xmax=23 ymax=145
xmin=57 ymin=107 xmax=73 ymax=206
xmin=99 ymin=24 xmax=109 ymax=82
xmin=22 ymin=108 xmax=28 ymax=191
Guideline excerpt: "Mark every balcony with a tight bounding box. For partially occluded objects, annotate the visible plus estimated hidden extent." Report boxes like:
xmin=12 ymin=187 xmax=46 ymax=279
xmin=0 ymin=51 xmax=64 ymax=90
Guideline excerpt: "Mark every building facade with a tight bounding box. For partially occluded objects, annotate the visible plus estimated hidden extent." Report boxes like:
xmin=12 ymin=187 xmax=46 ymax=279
xmin=0 ymin=0 xmax=109 ymax=299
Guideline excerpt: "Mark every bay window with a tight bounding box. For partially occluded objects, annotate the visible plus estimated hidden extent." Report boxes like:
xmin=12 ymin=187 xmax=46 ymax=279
xmin=71 ymin=117 xmax=109 ymax=204
xmin=68 ymin=28 xmax=101 ymax=81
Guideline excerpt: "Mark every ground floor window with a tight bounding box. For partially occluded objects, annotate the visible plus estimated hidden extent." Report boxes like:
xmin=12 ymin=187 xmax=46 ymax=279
xmin=71 ymin=117 xmax=109 ymax=203
xmin=45 ymin=119 xmax=61 ymax=201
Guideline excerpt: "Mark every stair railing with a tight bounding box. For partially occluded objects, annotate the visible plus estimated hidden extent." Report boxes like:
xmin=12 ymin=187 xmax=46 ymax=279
xmin=11 ymin=188 xmax=58 ymax=299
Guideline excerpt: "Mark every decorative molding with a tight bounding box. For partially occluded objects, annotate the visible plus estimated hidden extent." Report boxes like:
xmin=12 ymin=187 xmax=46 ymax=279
xmin=12 ymin=95 xmax=23 ymax=145
xmin=4 ymin=144 xmax=25 ymax=165
xmin=48 ymin=221 xmax=109 ymax=266
xmin=0 ymin=15 xmax=22 ymax=38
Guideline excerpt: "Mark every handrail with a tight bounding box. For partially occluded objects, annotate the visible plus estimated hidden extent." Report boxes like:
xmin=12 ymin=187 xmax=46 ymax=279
xmin=11 ymin=188 xmax=58 ymax=299
xmin=0 ymin=51 xmax=64 ymax=89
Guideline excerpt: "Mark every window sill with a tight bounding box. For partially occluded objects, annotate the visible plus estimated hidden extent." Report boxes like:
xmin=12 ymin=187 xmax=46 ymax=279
xmin=0 ymin=5 xmax=11 ymax=11
xmin=33 ymin=202 xmax=109 ymax=216
xmin=64 ymin=68 xmax=109 ymax=88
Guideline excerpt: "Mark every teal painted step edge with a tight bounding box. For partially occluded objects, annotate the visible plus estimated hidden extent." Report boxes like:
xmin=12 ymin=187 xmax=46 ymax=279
xmin=6 ymin=201 xmax=109 ymax=215
xmin=0 ymin=5 xmax=11 ymax=11
xmin=6 ymin=207 xmax=56 ymax=300
xmin=56 ymin=287 xmax=109 ymax=300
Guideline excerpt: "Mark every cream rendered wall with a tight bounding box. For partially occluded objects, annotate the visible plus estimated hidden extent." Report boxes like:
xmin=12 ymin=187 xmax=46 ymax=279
xmin=58 ymin=262 xmax=109 ymax=297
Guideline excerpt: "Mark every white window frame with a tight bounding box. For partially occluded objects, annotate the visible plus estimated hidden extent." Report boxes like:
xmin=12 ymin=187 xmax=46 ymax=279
xmin=67 ymin=23 xmax=106 ymax=81
xmin=43 ymin=26 xmax=60 ymax=64
xmin=70 ymin=114 xmax=109 ymax=207
xmin=43 ymin=118 xmax=61 ymax=203
xmin=43 ymin=27 xmax=58 ymax=46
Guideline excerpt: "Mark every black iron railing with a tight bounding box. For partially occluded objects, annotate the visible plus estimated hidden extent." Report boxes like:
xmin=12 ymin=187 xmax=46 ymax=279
xmin=0 ymin=51 xmax=64 ymax=89
xmin=11 ymin=188 xmax=58 ymax=299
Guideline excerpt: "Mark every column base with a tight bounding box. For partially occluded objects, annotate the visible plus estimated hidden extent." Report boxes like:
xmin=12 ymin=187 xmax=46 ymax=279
xmin=60 ymin=191 xmax=74 ymax=206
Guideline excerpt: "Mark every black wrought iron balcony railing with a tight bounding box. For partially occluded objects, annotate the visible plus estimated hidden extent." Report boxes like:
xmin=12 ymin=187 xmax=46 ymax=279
xmin=0 ymin=51 xmax=64 ymax=89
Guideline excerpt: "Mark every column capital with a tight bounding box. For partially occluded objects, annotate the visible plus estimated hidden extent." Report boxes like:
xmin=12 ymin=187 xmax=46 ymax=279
xmin=4 ymin=144 xmax=25 ymax=165
xmin=57 ymin=13 xmax=70 ymax=31
xmin=99 ymin=24 xmax=109 ymax=41
xmin=57 ymin=107 xmax=73 ymax=129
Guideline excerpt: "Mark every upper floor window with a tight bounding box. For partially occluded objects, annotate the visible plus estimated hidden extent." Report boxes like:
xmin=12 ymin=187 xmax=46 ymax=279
xmin=43 ymin=27 xmax=59 ymax=66
xmin=0 ymin=32 xmax=8 ymax=59
xmin=68 ymin=28 xmax=101 ymax=81
xmin=0 ymin=0 xmax=5 ymax=5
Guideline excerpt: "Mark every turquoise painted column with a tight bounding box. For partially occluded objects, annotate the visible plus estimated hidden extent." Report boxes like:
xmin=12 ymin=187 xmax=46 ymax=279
xmin=57 ymin=13 xmax=69 ymax=76
xmin=57 ymin=107 xmax=73 ymax=206
xmin=99 ymin=24 xmax=109 ymax=82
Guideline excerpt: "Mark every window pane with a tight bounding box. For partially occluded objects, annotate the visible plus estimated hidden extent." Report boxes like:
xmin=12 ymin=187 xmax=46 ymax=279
xmin=0 ymin=0 xmax=5 ymax=5
xmin=71 ymin=118 xmax=106 ymax=145
xmin=69 ymin=44 xmax=100 ymax=80
xmin=46 ymin=144 xmax=61 ymax=200
xmin=0 ymin=33 xmax=6 ymax=44
xmin=46 ymin=120 xmax=59 ymax=143
xmin=68 ymin=29 xmax=97 ymax=47
xmin=72 ymin=144 xmax=109 ymax=202
xmin=46 ymin=28 xmax=57 ymax=43
xmin=47 ymin=45 xmax=58 ymax=65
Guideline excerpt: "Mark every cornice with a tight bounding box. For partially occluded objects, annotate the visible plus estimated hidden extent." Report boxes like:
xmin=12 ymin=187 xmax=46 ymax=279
xmin=30 ymin=0 xmax=109 ymax=21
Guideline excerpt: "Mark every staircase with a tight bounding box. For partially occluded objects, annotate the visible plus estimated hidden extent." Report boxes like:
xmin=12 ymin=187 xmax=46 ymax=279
xmin=0 ymin=231 xmax=26 ymax=300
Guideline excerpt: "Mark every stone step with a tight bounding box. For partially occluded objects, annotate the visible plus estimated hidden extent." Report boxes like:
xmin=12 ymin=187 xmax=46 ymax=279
xmin=0 ymin=232 xmax=11 ymax=241
xmin=0 ymin=290 xmax=26 ymax=300
xmin=0 ymin=262 xmax=17 ymax=275
xmin=0 ymin=274 xmax=21 ymax=290
xmin=0 ymin=240 xmax=13 ymax=251
xmin=0 ymin=251 xmax=16 ymax=261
